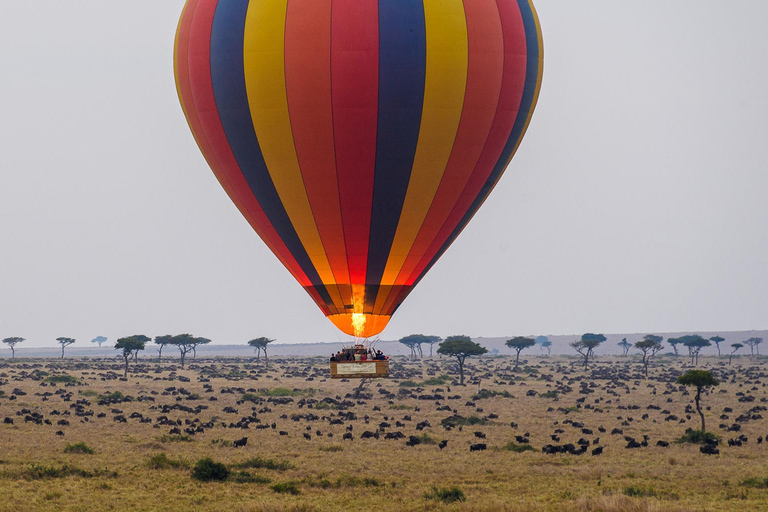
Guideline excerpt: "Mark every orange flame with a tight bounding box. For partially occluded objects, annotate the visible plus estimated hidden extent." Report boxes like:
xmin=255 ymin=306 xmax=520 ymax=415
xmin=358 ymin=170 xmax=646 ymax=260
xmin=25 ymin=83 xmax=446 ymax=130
xmin=351 ymin=313 xmax=367 ymax=338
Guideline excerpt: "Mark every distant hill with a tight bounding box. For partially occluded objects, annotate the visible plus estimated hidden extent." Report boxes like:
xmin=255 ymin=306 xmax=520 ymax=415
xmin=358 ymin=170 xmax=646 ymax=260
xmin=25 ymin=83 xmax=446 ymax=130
xmin=2 ymin=330 xmax=764 ymax=359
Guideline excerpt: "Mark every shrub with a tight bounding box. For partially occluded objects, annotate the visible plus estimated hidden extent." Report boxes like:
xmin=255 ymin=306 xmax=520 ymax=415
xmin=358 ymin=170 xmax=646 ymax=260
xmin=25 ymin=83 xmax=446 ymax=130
xmin=398 ymin=381 xmax=419 ymax=388
xmin=98 ymin=391 xmax=134 ymax=403
xmin=231 ymin=471 xmax=271 ymax=484
xmin=234 ymin=457 xmax=294 ymax=471
xmin=676 ymin=430 xmax=720 ymax=445
xmin=78 ymin=389 xmax=98 ymax=397
xmin=258 ymin=387 xmax=314 ymax=397
xmin=424 ymin=486 xmax=466 ymax=503
xmin=623 ymin=486 xmax=658 ymax=498
xmin=23 ymin=464 xmax=117 ymax=480
xmin=241 ymin=393 xmax=260 ymax=403
xmin=47 ymin=375 xmax=78 ymax=384
xmin=147 ymin=453 xmax=188 ymax=470
xmin=539 ymin=391 xmax=558 ymax=399
xmin=472 ymin=389 xmax=513 ymax=400
xmin=741 ymin=477 xmax=768 ymax=489
xmin=502 ymin=442 xmax=534 ymax=453
xmin=159 ymin=434 xmax=193 ymax=443
xmin=319 ymin=445 xmax=343 ymax=453
xmin=271 ymin=481 xmax=301 ymax=495
xmin=63 ymin=442 xmax=94 ymax=454
xmin=414 ymin=433 xmax=437 ymax=445
xmin=192 ymin=458 xmax=229 ymax=482
xmin=440 ymin=415 xmax=488 ymax=428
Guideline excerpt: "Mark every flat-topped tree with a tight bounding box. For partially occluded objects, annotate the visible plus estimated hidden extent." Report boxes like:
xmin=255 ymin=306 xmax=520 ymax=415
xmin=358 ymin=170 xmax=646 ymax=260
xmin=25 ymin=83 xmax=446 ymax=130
xmin=437 ymin=336 xmax=487 ymax=386
xmin=744 ymin=337 xmax=763 ymax=358
xmin=56 ymin=337 xmax=75 ymax=359
xmin=570 ymin=333 xmax=606 ymax=369
xmin=247 ymin=337 xmax=275 ymax=364
xmin=709 ymin=336 xmax=725 ymax=357
xmin=681 ymin=335 xmax=710 ymax=365
xmin=189 ymin=337 xmax=211 ymax=359
xmin=618 ymin=338 xmax=632 ymax=357
xmin=505 ymin=336 xmax=535 ymax=369
xmin=425 ymin=335 xmax=441 ymax=357
xmin=115 ymin=335 xmax=149 ymax=377
xmin=667 ymin=337 xmax=682 ymax=357
xmin=535 ymin=336 xmax=552 ymax=356
xmin=634 ymin=335 xmax=664 ymax=378
xmin=154 ymin=335 xmax=172 ymax=362
xmin=169 ymin=334 xmax=196 ymax=368
xmin=729 ymin=343 xmax=743 ymax=365
xmin=2 ymin=337 xmax=24 ymax=359
xmin=91 ymin=336 xmax=108 ymax=348
xmin=398 ymin=334 xmax=439 ymax=359
xmin=677 ymin=370 xmax=719 ymax=433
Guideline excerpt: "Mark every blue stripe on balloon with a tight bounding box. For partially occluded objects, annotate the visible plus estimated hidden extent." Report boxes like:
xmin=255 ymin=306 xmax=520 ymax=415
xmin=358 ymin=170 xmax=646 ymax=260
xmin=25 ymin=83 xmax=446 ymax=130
xmin=209 ymin=0 xmax=335 ymax=309
xmin=411 ymin=0 xmax=542 ymax=288
xmin=364 ymin=0 xmax=427 ymax=311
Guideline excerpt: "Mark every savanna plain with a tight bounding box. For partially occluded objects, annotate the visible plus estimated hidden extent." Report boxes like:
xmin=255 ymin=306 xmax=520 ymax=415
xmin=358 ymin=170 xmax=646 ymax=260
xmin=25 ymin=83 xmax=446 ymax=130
xmin=1 ymin=354 xmax=767 ymax=512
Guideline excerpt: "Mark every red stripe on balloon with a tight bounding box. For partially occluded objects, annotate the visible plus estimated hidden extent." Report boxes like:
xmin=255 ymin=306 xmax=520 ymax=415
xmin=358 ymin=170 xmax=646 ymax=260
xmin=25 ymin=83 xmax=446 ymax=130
xmin=384 ymin=0 xmax=529 ymax=314
xmin=182 ymin=0 xmax=319 ymax=294
xmin=379 ymin=0 xmax=505 ymax=315
xmin=285 ymin=0 xmax=351 ymax=305
xmin=330 ymin=0 xmax=379 ymax=285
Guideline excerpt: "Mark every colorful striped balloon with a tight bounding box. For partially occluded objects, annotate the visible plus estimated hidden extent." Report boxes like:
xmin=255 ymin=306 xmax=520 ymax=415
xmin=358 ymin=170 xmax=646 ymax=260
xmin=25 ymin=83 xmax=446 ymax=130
xmin=174 ymin=0 xmax=543 ymax=338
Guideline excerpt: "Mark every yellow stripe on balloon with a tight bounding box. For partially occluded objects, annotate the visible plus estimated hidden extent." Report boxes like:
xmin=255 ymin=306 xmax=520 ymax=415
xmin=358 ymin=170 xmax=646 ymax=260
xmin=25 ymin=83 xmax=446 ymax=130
xmin=373 ymin=0 xmax=468 ymax=313
xmin=243 ymin=0 xmax=344 ymax=309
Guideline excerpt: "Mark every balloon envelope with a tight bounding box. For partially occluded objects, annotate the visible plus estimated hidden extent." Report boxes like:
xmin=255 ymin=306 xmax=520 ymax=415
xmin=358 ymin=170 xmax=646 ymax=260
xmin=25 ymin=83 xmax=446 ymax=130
xmin=174 ymin=0 xmax=543 ymax=338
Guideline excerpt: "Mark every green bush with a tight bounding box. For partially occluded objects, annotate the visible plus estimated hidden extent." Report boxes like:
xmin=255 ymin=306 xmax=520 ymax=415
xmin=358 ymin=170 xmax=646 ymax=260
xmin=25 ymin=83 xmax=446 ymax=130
xmin=623 ymin=486 xmax=658 ymax=498
xmin=413 ymin=434 xmax=437 ymax=445
xmin=78 ymin=389 xmax=98 ymax=397
xmin=147 ymin=453 xmax=188 ymax=470
xmin=159 ymin=434 xmax=193 ymax=443
xmin=271 ymin=481 xmax=301 ymax=495
xmin=472 ymin=389 xmax=513 ymax=400
xmin=234 ymin=457 xmax=294 ymax=471
xmin=63 ymin=442 xmax=94 ymax=455
xmin=424 ymin=486 xmax=466 ymax=503
xmin=440 ymin=415 xmax=488 ymax=428
xmin=24 ymin=464 xmax=117 ymax=480
xmin=231 ymin=471 xmax=271 ymax=484
xmin=191 ymin=458 xmax=229 ymax=482
xmin=741 ymin=477 xmax=768 ymax=489
xmin=676 ymin=430 xmax=720 ymax=445
xmin=47 ymin=375 xmax=78 ymax=384
xmin=502 ymin=442 xmax=534 ymax=453
xmin=258 ymin=387 xmax=314 ymax=397
xmin=539 ymin=391 xmax=558 ymax=399
xmin=241 ymin=393 xmax=259 ymax=402
xmin=319 ymin=445 xmax=343 ymax=453
xmin=398 ymin=381 xmax=419 ymax=388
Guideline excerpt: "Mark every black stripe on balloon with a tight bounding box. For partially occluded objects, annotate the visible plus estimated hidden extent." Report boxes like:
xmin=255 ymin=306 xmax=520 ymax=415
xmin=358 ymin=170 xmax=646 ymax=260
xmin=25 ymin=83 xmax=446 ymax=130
xmin=209 ymin=0 xmax=336 ymax=312
xmin=363 ymin=0 xmax=427 ymax=311
xmin=411 ymin=0 xmax=542 ymax=291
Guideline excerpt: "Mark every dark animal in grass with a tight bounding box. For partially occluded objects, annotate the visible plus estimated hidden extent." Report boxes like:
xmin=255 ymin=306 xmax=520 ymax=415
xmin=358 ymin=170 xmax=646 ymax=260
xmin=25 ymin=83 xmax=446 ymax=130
xmin=656 ymin=440 xmax=670 ymax=447
xmin=700 ymin=443 xmax=719 ymax=455
xmin=473 ymin=431 xmax=486 ymax=439
xmin=384 ymin=432 xmax=405 ymax=440
xmin=303 ymin=433 xmax=311 ymax=441
xmin=279 ymin=431 xmax=288 ymax=436
xmin=515 ymin=435 xmax=529 ymax=444
xmin=233 ymin=437 xmax=248 ymax=448
xmin=406 ymin=436 xmax=421 ymax=447
xmin=469 ymin=443 xmax=487 ymax=452
xmin=439 ymin=440 xmax=448 ymax=450
xmin=591 ymin=446 xmax=603 ymax=456
xmin=342 ymin=432 xmax=353 ymax=441
xmin=55 ymin=431 xmax=64 ymax=436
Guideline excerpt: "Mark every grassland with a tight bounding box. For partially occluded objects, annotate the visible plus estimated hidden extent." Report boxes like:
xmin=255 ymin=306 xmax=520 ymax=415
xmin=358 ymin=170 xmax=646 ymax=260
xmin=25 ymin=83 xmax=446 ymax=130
xmin=1 ymin=354 xmax=767 ymax=511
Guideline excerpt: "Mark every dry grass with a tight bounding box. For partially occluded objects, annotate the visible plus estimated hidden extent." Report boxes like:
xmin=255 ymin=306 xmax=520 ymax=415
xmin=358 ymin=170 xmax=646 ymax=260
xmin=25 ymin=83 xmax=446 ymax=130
xmin=0 ymin=355 xmax=767 ymax=511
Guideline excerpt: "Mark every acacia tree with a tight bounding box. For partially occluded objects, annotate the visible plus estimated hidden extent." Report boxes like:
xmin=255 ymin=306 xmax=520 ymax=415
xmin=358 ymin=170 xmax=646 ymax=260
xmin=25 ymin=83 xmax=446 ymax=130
xmin=570 ymin=333 xmax=605 ymax=369
xmin=2 ymin=337 xmax=24 ymax=359
xmin=247 ymin=337 xmax=275 ymax=365
xmin=618 ymin=338 xmax=632 ymax=357
xmin=667 ymin=337 xmax=682 ymax=357
xmin=681 ymin=335 xmax=710 ymax=366
xmin=91 ymin=336 xmax=108 ymax=348
xmin=155 ymin=335 xmax=172 ymax=362
xmin=729 ymin=343 xmax=743 ymax=365
xmin=56 ymin=337 xmax=76 ymax=359
xmin=437 ymin=336 xmax=487 ymax=385
xmin=505 ymin=336 xmax=535 ymax=369
xmin=677 ymin=370 xmax=719 ymax=433
xmin=169 ymin=334 xmax=196 ymax=368
xmin=115 ymin=335 xmax=148 ymax=377
xmin=537 ymin=337 xmax=552 ymax=356
xmin=398 ymin=335 xmax=423 ymax=359
xmin=189 ymin=337 xmax=211 ymax=359
xmin=744 ymin=337 xmax=763 ymax=358
xmin=635 ymin=335 xmax=664 ymax=378
xmin=425 ymin=335 xmax=441 ymax=357
xmin=709 ymin=336 xmax=725 ymax=357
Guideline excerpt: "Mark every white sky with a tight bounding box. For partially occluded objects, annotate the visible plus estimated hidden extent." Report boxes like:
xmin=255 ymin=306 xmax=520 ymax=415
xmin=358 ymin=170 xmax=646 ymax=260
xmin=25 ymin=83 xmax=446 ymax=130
xmin=1 ymin=1 xmax=767 ymax=347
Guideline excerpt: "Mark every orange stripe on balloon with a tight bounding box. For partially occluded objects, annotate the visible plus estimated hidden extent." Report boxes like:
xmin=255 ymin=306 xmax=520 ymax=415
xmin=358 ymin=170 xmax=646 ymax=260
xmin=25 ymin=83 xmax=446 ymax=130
xmin=284 ymin=0 xmax=352 ymax=308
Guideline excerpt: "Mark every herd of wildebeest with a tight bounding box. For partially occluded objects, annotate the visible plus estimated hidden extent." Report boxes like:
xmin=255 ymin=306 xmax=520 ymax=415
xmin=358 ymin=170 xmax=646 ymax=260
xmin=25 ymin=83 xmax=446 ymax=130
xmin=1 ymin=352 xmax=767 ymax=459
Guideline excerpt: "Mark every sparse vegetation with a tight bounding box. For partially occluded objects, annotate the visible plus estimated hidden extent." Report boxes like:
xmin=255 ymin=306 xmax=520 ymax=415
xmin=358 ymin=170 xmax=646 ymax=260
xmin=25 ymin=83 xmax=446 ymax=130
xmin=424 ymin=486 xmax=466 ymax=503
xmin=147 ymin=453 xmax=188 ymax=470
xmin=63 ymin=442 xmax=94 ymax=454
xmin=191 ymin=458 xmax=229 ymax=482
xmin=271 ymin=481 xmax=301 ymax=495
xmin=234 ymin=457 xmax=294 ymax=471
xmin=502 ymin=442 xmax=535 ymax=453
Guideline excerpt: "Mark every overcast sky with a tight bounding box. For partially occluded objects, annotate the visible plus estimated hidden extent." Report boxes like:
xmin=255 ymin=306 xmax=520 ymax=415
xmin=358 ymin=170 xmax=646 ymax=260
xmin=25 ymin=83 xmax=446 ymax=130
xmin=1 ymin=1 xmax=766 ymax=348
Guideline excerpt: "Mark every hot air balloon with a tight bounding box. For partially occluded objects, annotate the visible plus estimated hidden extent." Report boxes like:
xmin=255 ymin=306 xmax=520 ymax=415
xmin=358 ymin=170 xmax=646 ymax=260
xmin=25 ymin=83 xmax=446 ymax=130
xmin=174 ymin=0 xmax=543 ymax=340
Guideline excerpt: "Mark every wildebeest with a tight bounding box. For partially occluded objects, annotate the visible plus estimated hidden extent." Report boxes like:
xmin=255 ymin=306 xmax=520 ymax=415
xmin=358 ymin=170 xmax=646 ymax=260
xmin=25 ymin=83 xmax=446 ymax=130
xmin=469 ymin=443 xmax=487 ymax=452
xmin=439 ymin=440 xmax=448 ymax=450
xmin=233 ymin=436 xmax=248 ymax=447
